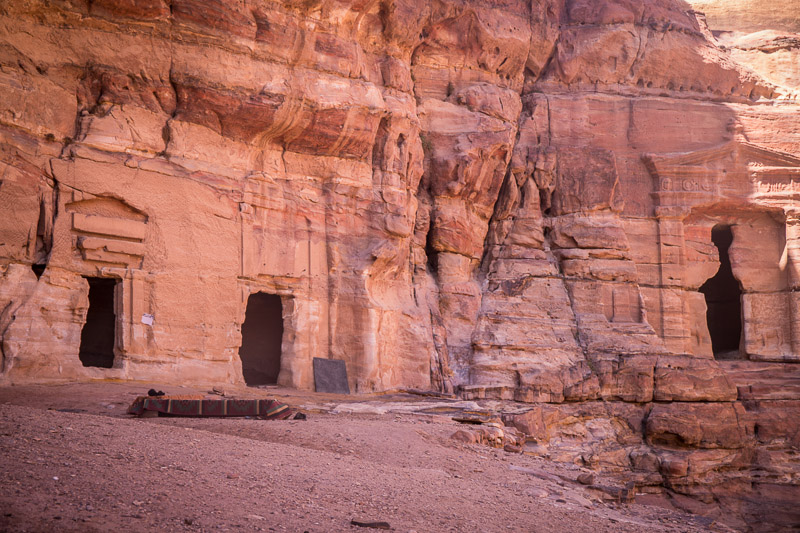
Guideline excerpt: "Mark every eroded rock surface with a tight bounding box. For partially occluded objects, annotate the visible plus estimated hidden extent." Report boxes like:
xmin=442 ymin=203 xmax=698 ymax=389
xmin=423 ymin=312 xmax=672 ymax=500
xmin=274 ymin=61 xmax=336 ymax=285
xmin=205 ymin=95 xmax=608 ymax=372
xmin=1 ymin=0 xmax=799 ymax=530
xmin=688 ymin=0 xmax=800 ymax=90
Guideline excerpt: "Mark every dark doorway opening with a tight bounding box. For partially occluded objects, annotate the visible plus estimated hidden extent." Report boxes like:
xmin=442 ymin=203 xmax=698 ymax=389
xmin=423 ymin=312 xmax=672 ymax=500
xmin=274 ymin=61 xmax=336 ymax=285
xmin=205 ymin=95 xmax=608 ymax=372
xmin=79 ymin=277 xmax=117 ymax=368
xmin=699 ymin=225 xmax=743 ymax=358
xmin=239 ymin=293 xmax=283 ymax=386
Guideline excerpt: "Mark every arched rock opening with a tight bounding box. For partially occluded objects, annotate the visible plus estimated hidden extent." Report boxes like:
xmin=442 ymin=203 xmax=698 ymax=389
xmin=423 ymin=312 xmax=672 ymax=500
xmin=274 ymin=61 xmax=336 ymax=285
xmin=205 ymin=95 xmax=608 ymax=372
xmin=699 ymin=225 xmax=743 ymax=359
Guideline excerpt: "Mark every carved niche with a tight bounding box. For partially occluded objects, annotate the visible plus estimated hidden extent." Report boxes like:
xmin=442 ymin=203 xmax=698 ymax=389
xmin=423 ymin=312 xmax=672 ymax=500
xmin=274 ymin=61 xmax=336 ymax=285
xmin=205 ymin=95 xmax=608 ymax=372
xmin=65 ymin=193 xmax=148 ymax=268
xmin=643 ymin=141 xmax=800 ymax=361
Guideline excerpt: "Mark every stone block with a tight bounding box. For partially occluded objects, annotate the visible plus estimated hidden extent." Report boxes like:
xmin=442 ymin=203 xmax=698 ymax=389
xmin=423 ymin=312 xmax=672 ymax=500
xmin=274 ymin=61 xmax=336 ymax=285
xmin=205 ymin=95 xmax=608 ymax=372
xmin=646 ymin=403 xmax=754 ymax=449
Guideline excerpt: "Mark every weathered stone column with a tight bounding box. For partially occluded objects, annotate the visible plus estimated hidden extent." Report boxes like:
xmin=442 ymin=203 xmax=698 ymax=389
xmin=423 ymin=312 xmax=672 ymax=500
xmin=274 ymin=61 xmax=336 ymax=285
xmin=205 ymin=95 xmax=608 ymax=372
xmin=125 ymin=268 xmax=149 ymax=358
xmin=654 ymin=205 xmax=692 ymax=354
xmin=785 ymin=209 xmax=800 ymax=359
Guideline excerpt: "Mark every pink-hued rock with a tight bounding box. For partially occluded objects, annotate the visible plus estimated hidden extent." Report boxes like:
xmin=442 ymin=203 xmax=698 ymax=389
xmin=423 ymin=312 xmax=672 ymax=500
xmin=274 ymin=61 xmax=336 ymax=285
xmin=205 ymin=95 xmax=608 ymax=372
xmin=501 ymin=407 xmax=548 ymax=441
xmin=0 ymin=0 xmax=796 ymax=391
xmin=646 ymin=402 xmax=754 ymax=449
xmin=721 ymin=31 xmax=800 ymax=90
xmin=653 ymin=356 xmax=738 ymax=402
xmin=1 ymin=1 xmax=800 ymax=526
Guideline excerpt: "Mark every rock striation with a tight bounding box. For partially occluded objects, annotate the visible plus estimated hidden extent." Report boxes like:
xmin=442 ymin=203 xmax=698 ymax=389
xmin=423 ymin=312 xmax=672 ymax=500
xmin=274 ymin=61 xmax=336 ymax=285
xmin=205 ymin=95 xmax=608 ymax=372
xmin=1 ymin=0 xmax=799 ymax=530
xmin=687 ymin=0 xmax=800 ymax=91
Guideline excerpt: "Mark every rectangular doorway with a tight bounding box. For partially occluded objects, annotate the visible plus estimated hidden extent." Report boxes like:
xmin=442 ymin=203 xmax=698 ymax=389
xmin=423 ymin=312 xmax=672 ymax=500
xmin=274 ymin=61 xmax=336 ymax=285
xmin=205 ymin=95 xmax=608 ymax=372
xmin=239 ymin=292 xmax=283 ymax=386
xmin=79 ymin=277 xmax=117 ymax=368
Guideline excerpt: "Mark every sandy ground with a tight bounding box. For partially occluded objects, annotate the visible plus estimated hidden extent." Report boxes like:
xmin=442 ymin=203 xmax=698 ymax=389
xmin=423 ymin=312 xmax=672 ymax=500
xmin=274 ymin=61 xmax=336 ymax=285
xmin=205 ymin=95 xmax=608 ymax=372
xmin=0 ymin=382 xmax=726 ymax=533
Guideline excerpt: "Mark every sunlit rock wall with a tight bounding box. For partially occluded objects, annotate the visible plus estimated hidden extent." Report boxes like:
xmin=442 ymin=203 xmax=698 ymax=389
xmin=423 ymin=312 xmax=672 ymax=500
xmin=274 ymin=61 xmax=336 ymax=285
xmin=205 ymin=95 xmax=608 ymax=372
xmin=0 ymin=0 xmax=798 ymax=398
xmin=688 ymin=0 xmax=800 ymax=89
xmin=2 ymin=1 xmax=800 ymax=529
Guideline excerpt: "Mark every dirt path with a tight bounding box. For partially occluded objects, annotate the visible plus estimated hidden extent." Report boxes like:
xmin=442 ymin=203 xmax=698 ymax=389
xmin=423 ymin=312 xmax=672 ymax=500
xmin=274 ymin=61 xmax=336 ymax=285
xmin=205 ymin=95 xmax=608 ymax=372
xmin=0 ymin=382 xmax=721 ymax=532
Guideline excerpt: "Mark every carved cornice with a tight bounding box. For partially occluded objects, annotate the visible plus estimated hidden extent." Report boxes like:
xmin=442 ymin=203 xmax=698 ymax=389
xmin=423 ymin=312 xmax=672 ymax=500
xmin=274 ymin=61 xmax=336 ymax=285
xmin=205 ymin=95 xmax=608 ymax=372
xmin=643 ymin=142 xmax=800 ymax=213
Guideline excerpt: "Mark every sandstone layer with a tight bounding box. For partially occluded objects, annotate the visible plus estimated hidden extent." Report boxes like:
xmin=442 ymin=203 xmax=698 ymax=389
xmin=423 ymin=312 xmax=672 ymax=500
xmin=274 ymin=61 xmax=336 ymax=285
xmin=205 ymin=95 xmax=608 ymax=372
xmin=1 ymin=0 xmax=799 ymax=530
xmin=687 ymin=0 xmax=800 ymax=91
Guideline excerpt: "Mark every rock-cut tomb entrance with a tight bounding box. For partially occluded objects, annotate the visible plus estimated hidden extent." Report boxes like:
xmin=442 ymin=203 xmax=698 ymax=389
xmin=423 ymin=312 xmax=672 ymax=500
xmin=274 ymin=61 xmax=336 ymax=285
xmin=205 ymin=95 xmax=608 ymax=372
xmin=238 ymin=292 xmax=284 ymax=386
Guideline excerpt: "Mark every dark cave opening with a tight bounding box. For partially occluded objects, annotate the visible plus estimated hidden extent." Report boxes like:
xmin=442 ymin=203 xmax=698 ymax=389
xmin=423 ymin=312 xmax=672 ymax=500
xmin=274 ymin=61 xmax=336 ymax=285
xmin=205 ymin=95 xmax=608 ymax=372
xmin=699 ymin=225 xmax=743 ymax=359
xmin=239 ymin=292 xmax=284 ymax=386
xmin=425 ymin=228 xmax=439 ymax=275
xmin=79 ymin=277 xmax=117 ymax=368
xmin=31 ymin=264 xmax=46 ymax=279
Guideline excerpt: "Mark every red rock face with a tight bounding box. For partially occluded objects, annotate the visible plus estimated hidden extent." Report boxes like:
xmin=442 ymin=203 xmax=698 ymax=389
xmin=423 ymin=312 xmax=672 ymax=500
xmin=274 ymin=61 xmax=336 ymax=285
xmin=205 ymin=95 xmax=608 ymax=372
xmin=0 ymin=0 xmax=799 ymax=528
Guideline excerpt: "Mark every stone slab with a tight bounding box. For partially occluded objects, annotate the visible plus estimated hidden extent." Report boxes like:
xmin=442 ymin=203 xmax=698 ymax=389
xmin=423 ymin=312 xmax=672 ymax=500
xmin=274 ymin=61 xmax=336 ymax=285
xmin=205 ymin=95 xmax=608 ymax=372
xmin=313 ymin=358 xmax=350 ymax=395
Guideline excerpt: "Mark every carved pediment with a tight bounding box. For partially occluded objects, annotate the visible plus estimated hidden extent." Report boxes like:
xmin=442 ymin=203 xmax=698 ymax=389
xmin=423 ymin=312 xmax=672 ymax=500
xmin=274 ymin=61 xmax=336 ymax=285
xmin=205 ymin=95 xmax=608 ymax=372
xmin=738 ymin=143 xmax=800 ymax=168
xmin=643 ymin=142 xmax=800 ymax=212
xmin=65 ymin=193 xmax=148 ymax=267
xmin=646 ymin=142 xmax=800 ymax=170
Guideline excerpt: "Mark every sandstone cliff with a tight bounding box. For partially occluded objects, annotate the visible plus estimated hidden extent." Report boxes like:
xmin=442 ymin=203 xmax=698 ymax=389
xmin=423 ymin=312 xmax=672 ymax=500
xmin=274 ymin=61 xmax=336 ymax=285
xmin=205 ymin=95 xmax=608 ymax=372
xmin=688 ymin=0 xmax=800 ymax=91
xmin=1 ymin=0 xmax=799 ymax=529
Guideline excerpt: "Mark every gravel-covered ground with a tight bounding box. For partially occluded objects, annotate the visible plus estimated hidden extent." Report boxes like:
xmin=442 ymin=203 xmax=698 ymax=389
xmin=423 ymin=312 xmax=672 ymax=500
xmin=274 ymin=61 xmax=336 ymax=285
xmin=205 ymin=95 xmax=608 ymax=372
xmin=0 ymin=382 xmax=724 ymax=532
